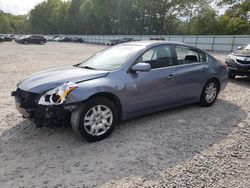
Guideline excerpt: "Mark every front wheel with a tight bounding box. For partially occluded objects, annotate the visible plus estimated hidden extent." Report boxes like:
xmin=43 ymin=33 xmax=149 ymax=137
xmin=200 ymin=80 xmax=219 ymax=107
xmin=71 ymin=97 xmax=119 ymax=142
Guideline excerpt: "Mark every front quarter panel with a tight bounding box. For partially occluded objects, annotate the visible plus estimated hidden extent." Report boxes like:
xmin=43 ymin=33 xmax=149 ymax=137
xmin=65 ymin=70 xmax=126 ymax=107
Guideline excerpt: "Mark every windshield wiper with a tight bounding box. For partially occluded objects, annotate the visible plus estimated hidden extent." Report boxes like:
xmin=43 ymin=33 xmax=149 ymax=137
xmin=81 ymin=66 xmax=97 ymax=70
xmin=73 ymin=63 xmax=80 ymax=67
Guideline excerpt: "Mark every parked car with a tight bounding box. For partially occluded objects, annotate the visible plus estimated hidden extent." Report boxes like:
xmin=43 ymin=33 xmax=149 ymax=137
xmin=44 ymin=35 xmax=55 ymax=41
xmin=0 ymin=36 xmax=4 ymax=42
xmin=105 ymin=38 xmax=134 ymax=46
xmin=12 ymin=41 xmax=229 ymax=142
xmin=0 ymin=34 xmax=13 ymax=41
xmin=225 ymin=44 xmax=250 ymax=78
xmin=105 ymin=39 xmax=120 ymax=46
xmin=71 ymin=37 xmax=84 ymax=43
xmin=150 ymin=37 xmax=165 ymax=41
xmin=15 ymin=35 xmax=47 ymax=45
xmin=3 ymin=36 xmax=13 ymax=42
xmin=56 ymin=37 xmax=71 ymax=42
xmin=8 ymin=34 xmax=15 ymax=39
xmin=52 ymin=36 xmax=62 ymax=42
xmin=46 ymin=36 xmax=59 ymax=41
xmin=14 ymin=35 xmax=24 ymax=41
xmin=120 ymin=38 xmax=133 ymax=43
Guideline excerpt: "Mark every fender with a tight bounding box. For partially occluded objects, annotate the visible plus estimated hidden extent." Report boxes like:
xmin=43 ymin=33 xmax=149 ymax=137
xmin=65 ymin=73 xmax=127 ymax=113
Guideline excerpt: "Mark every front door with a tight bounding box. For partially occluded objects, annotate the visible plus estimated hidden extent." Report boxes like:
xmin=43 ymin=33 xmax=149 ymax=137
xmin=125 ymin=44 xmax=178 ymax=114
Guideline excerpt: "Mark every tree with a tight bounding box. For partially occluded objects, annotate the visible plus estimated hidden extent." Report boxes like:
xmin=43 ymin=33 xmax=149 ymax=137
xmin=67 ymin=0 xmax=84 ymax=34
xmin=217 ymin=0 xmax=250 ymax=34
xmin=188 ymin=6 xmax=219 ymax=35
xmin=217 ymin=0 xmax=244 ymax=6
xmin=0 ymin=13 xmax=10 ymax=33
xmin=29 ymin=0 xmax=70 ymax=34
xmin=2 ymin=0 xmax=247 ymax=35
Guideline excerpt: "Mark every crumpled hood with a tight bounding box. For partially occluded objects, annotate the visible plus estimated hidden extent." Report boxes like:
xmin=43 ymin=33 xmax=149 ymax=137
xmin=18 ymin=66 xmax=109 ymax=94
xmin=232 ymin=50 xmax=250 ymax=57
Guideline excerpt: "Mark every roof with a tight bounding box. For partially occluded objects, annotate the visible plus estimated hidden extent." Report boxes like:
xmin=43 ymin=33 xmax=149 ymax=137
xmin=119 ymin=40 xmax=189 ymax=48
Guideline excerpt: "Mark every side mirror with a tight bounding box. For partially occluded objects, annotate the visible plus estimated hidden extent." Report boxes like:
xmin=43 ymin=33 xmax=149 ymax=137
xmin=237 ymin=46 xmax=242 ymax=50
xmin=131 ymin=63 xmax=151 ymax=72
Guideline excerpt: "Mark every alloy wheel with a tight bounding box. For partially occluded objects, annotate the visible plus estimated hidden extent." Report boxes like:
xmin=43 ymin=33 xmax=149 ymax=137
xmin=83 ymin=105 xmax=113 ymax=136
xmin=205 ymin=82 xmax=218 ymax=103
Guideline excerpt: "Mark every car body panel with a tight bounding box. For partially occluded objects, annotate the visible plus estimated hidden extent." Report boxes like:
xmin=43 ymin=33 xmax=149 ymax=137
xmin=124 ymin=66 xmax=178 ymax=114
xmin=173 ymin=63 xmax=210 ymax=102
xmin=18 ymin=66 xmax=109 ymax=94
xmin=66 ymin=72 xmax=126 ymax=105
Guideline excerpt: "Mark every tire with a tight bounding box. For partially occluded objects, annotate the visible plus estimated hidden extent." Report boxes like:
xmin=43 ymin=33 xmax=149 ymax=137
xmin=229 ymin=72 xmax=236 ymax=79
xmin=24 ymin=41 xmax=28 ymax=45
xmin=200 ymin=79 xmax=219 ymax=107
xmin=40 ymin=41 xmax=44 ymax=45
xmin=71 ymin=97 xmax=119 ymax=142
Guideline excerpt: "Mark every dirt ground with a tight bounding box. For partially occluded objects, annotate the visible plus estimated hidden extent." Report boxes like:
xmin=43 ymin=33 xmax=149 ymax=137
xmin=0 ymin=42 xmax=249 ymax=188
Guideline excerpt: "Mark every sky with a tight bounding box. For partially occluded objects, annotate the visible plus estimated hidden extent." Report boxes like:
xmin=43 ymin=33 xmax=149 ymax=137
xmin=0 ymin=0 xmax=226 ymax=16
xmin=0 ymin=0 xmax=44 ymax=15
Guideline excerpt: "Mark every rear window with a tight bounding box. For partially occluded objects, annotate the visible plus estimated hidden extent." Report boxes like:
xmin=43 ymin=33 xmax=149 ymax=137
xmin=176 ymin=46 xmax=207 ymax=65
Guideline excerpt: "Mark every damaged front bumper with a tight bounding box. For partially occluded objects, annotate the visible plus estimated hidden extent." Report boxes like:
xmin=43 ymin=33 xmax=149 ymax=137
xmin=12 ymin=88 xmax=78 ymax=127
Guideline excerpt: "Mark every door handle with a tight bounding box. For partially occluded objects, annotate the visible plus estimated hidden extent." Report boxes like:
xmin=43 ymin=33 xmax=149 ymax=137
xmin=167 ymin=74 xmax=175 ymax=79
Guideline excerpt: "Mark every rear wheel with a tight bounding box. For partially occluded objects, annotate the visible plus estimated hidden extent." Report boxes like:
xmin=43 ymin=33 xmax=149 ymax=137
xmin=71 ymin=97 xmax=118 ymax=142
xmin=200 ymin=79 xmax=219 ymax=107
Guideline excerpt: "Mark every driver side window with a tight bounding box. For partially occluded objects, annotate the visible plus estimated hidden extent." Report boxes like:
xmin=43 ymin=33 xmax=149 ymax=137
xmin=139 ymin=45 xmax=174 ymax=69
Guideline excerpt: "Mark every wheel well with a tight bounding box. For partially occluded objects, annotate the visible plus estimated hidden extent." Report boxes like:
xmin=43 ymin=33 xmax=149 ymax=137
xmin=87 ymin=92 xmax=122 ymax=118
xmin=208 ymin=77 xmax=221 ymax=91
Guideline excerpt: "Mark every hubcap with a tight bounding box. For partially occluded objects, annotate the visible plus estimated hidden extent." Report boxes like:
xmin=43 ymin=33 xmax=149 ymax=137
xmin=83 ymin=105 xmax=113 ymax=136
xmin=205 ymin=82 xmax=217 ymax=103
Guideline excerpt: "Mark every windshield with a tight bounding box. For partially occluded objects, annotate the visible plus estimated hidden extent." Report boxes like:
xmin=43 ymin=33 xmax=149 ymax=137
xmin=79 ymin=45 xmax=144 ymax=71
xmin=243 ymin=44 xmax=250 ymax=50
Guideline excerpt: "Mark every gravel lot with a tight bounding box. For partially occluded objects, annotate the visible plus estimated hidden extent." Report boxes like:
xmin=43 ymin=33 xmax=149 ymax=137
xmin=0 ymin=42 xmax=249 ymax=188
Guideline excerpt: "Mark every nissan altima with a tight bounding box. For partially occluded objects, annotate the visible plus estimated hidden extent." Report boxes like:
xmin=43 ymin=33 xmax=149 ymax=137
xmin=12 ymin=41 xmax=229 ymax=142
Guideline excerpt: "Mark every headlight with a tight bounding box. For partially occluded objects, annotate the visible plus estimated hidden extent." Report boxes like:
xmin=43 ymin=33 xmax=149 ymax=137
xmin=38 ymin=82 xmax=78 ymax=105
xmin=228 ymin=54 xmax=237 ymax=61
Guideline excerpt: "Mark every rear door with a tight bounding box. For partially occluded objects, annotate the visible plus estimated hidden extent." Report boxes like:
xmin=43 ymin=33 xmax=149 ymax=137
xmin=173 ymin=45 xmax=209 ymax=102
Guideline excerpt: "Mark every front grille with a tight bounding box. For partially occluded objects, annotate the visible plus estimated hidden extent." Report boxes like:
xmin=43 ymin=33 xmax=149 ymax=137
xmin=236 ymin=59 xmax=250 ymax=65
xmin=15 ymin=88 xmax=40 ymax=109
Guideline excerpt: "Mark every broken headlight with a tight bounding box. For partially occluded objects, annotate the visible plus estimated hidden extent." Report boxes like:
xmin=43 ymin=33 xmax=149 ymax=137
xmin=38 ymin=82 xmax=78 ymax=105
